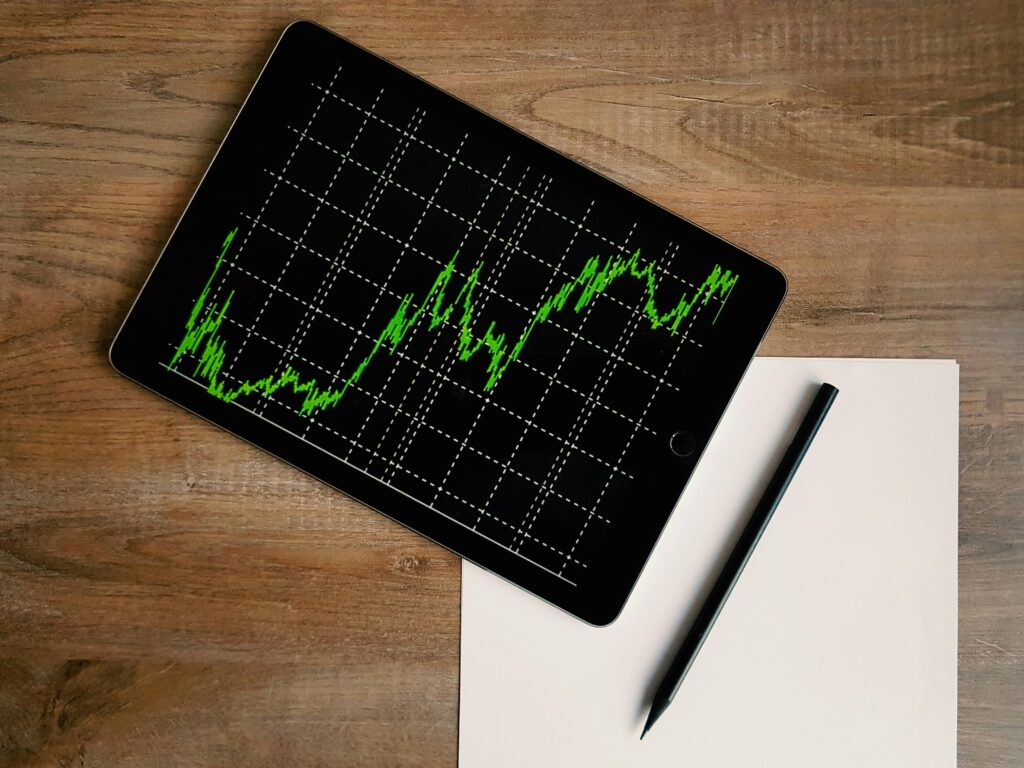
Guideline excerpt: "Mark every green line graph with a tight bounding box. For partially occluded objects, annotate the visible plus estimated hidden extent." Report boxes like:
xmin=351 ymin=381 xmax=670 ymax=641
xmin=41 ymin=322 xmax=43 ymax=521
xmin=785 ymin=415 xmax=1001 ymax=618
xmin=169 ymin=227 xmax=738 ymax=417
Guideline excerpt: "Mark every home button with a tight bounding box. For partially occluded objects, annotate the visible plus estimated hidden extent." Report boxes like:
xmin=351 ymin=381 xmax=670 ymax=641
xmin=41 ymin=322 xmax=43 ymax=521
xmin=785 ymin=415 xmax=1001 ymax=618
xmin=669 ymin=430 xmax=697 ymax=458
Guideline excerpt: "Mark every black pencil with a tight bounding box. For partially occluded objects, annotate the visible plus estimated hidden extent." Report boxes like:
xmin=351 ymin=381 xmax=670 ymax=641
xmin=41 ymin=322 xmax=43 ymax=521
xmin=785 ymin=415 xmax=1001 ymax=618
xmin=641 ymin=381 xmax=839 ymax=739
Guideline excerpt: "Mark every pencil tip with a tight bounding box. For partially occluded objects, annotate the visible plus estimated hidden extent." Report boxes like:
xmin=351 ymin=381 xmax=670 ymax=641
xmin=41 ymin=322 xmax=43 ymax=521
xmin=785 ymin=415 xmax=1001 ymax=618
xmin=640 ymin=713 xmax=655 ymax=740
xmin=642 ymin=698 xmax=667 ymax=740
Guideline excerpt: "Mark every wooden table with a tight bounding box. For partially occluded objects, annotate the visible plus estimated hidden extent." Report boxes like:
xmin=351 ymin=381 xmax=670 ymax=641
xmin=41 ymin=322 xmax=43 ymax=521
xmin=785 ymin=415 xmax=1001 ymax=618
xmin=2 ymin=2 xmax=1021 ymax=765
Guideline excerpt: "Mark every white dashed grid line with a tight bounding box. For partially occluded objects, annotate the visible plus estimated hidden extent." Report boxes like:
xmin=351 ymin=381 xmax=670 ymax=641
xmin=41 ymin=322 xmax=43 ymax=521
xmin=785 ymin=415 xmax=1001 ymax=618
xmin=384 ymin=158 xmax=534 ymax=483
xmin=292 ymin=125 xmax=709 ymax=346
xmin=362 ymin=133 xmax=475 ymax=461
xmin=256 ymin=87 xmax=386 ymax=418
xmin=166 ymin=71 xmax=737 ymax=584
xmin=237 ymin=212 xmax=660 ymax=444
xmin=199 ymin=64 xmax=344 ymax=346
xmin=259 ymin=169 xmax=697 ymax=392
xmin=210 ymin=249 xmax=634 ymax=482
xmin=161 ymin=361 xmax=586 ymax=573
xmin=306 ymin=86 xmax=722 ymax=296
xmin=558 ymin=249 xmax=705 ymax=575
xmin=472 ymin=200 xmax=598 ymax=531
xmin=510 ymin=222 xmax=639 ymax=551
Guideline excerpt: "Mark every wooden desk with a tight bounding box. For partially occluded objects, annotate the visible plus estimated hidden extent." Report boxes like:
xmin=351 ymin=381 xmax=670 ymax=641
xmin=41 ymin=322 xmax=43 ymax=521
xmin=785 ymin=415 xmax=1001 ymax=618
xmin=1 ymin=2 xmax=1021 ymax=765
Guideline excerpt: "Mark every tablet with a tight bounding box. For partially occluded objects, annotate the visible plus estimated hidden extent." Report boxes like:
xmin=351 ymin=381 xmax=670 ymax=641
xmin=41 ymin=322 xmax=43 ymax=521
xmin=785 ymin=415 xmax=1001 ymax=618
xmin=110 ymin=20 xmax=786 ymax=625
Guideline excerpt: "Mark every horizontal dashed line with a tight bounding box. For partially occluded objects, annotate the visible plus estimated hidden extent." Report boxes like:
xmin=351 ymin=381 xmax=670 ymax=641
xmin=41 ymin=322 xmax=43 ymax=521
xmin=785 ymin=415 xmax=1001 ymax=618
xmin=169 ymin=323 xmax=617 ymax=520
xmin=292 ymin=126 xmax=709 ymax=335
xmin=261 ymin=170 xmax=693 ymax=395
xmin=162 ymin=362 xmax=580 ymax=581
xmin=168 ymin=345 xmax=592 ymax=562
xmin=227 ymin=321 xmax=607 ymax=520
xmin=306 ymin=86 xmax=714 ymax=295
xmin=243 ymin=209 xmax=661 ymax=439
xmin=223 ymin=232 xmax=638 ymax=478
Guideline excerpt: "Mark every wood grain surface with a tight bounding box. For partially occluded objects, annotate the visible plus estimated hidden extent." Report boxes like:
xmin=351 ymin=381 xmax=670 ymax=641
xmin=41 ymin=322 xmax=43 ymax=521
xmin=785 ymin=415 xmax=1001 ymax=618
xmin=1 ymin=1 xmax=1021 ymax=765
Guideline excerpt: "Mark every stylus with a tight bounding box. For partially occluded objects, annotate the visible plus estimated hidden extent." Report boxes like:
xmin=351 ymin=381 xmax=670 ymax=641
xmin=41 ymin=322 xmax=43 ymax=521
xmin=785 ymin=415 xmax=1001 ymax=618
xmin=640 ymin=381 xmax=839 ymax=740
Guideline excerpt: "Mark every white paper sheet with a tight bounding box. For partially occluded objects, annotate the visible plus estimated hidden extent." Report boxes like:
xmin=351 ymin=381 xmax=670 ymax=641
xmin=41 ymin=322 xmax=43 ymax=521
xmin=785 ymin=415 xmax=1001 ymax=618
xmin=460 ymin=358 xmax=958 ymax=767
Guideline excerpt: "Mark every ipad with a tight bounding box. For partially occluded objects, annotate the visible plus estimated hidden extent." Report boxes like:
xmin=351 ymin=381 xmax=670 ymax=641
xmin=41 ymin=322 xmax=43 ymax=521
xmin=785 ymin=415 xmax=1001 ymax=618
xmin=110 ymin=20 xmax=786 ymax=625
